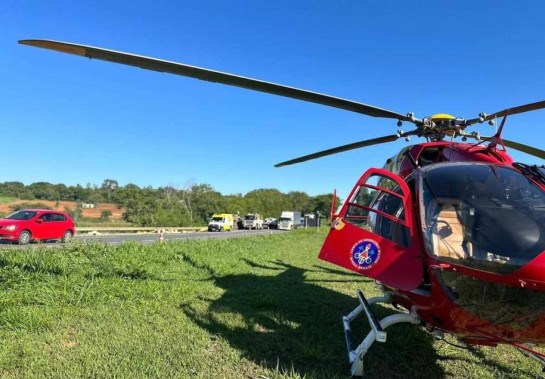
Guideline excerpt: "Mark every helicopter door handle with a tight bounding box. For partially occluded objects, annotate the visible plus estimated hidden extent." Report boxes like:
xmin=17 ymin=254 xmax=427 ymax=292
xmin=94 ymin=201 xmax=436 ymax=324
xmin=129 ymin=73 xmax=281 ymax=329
xmin=430 ymin=263 xmax=452 ymax=270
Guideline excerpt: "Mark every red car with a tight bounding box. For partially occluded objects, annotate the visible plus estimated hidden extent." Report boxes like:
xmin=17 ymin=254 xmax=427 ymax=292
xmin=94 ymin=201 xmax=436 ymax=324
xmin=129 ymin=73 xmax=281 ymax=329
xmin=0 ymin=209 xmax=75 ymax=244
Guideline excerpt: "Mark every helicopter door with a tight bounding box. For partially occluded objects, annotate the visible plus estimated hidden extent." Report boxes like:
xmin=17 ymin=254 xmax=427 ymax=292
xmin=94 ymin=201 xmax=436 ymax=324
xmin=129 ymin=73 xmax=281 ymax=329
xmin=319 ymin=168 xmax=423 ymax=291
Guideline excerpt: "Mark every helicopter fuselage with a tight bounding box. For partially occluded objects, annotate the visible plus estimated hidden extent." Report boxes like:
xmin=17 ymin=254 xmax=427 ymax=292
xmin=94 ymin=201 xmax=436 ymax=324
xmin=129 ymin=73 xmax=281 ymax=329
xmin=321 ymin=140 xmax=545 ymax=347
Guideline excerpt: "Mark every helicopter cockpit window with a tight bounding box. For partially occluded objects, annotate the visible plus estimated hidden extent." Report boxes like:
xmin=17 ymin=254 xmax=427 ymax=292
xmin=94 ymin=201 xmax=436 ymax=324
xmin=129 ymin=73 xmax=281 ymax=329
xmin=345 ymin=173 xmax=411 ymax=248
xmin=421 ymin=163 xmax=545 ymax=273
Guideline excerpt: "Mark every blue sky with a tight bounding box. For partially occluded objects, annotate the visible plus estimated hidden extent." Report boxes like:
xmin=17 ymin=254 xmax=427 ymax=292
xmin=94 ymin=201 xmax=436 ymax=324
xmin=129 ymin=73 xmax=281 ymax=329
xmin=3 ymin=1 xmax=545 ymax=200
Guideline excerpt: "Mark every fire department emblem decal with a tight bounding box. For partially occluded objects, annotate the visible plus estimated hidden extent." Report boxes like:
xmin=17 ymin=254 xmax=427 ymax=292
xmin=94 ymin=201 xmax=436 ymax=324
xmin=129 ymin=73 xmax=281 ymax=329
xmin=351 ymin=239 xmax=381 ymax=270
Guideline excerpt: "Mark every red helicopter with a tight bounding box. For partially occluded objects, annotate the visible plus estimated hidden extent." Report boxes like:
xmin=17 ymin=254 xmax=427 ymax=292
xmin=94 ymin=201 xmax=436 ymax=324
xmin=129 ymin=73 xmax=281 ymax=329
xmin=19 ymin=39 xmax=545 ymax=377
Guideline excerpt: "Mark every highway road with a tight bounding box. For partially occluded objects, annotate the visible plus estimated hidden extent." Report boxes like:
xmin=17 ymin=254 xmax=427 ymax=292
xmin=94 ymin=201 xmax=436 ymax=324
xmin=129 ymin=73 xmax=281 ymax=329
xmin=0 ymin=229 xmax=284 ymax=248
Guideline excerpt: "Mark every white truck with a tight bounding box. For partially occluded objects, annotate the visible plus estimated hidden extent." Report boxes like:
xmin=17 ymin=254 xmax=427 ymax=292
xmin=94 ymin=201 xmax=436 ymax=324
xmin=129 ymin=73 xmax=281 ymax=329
xmin=278 ymin=211 xmax=301 ymax=230
xmin=242 ymin=213 xmax=263 ymax=230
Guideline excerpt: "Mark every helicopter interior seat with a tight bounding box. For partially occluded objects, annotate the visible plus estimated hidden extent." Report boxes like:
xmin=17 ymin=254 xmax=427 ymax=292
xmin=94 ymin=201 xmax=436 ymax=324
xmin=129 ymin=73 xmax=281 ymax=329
xmin=431 ymin=199 xmax=473 ymax=260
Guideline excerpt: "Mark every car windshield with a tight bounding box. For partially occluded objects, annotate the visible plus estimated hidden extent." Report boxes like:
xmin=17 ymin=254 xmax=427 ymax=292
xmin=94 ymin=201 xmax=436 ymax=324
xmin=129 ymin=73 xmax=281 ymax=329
xmin=421 ymin=163 xmax=545 ymax=273
xmin=244 ymin=215 xmax=256 ymax=220
xmin=211 ymin=217 xmax=223 ymax=222
xmin=5 ymin=210 xmax=38 ymax=220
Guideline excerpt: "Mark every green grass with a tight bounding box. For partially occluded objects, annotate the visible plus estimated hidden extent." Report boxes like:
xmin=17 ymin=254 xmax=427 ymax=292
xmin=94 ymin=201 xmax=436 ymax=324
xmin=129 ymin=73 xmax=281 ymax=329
xmin=0 ymin=196 xmax=18 ymax=204
xmin=0 ymin=230 xmax=542 ymax=378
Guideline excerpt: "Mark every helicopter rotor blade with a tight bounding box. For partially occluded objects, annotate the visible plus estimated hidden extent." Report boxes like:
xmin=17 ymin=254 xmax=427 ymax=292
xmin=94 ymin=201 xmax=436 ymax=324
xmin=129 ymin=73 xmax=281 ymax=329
xmin=501 ymin=138 xmax=545 ymax=160
xmin=487 ymin=100 xmax=545 ymax=119
xmin=19 ymin=39 xmax=412 ymax=122
xmin=275 ymin=134 xmax=400 ymax=167
xmin=467 ymin=100 xmax=545 ymax=125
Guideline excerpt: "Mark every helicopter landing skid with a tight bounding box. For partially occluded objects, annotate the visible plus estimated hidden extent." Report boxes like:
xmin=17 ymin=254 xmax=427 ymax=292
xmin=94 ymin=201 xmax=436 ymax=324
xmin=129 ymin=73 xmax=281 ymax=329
xmin=342 ymin=289 xmax=420 ymax=378
xmin=515 ymin=344 xmax=545 ymax=372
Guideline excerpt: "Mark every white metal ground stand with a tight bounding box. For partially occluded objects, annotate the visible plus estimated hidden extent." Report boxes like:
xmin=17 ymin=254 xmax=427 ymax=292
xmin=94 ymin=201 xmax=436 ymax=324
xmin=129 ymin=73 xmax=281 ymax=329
xmin=342 ymin=289 xmax=420 ymax=378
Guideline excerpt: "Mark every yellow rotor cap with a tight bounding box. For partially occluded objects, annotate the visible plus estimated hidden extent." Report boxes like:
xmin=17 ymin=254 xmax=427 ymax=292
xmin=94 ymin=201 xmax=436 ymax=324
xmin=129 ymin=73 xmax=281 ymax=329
xmin=430 ymin=113 xmax=456 ymax=121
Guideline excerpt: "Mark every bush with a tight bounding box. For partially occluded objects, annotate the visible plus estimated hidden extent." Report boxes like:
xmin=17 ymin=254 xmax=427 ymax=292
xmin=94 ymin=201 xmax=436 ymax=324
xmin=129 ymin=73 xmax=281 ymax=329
xmin=100 ymin=210 xmax=112 ymax=222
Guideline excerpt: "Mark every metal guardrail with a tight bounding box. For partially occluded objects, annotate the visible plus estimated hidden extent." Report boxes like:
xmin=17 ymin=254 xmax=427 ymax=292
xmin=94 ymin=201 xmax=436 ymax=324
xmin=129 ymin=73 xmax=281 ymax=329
xmin=75 ymin=227 xmax=206 ymax=235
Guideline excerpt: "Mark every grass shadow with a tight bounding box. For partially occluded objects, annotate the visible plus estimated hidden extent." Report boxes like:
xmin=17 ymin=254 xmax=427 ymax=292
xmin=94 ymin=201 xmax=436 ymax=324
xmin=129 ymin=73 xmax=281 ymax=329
xmin=179 ymin=256 xmax=445 ymax=378
xmin=457 ymin=344 xmax=545 ymax=378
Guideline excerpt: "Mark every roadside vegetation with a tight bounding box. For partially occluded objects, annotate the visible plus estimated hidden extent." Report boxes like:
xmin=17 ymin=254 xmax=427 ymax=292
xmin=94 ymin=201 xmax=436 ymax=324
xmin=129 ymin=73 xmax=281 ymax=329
xmin=0 ymin=230 xmax=541 ymax=378
xmin=0 ymin=180 xmax=340 ymax=228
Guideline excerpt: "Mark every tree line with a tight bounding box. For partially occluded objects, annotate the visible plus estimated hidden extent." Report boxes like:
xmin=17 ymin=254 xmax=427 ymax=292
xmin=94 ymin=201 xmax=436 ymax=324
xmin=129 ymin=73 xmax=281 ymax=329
xmin=0 ymin=180 xmax=342 ymax=227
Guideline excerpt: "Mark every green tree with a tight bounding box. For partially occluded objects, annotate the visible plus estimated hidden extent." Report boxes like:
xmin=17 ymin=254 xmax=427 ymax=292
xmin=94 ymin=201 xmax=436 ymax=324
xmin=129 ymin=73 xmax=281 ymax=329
xmin=223 ymin=194 xmax=246 ymax=218
xmin=100 ymin=210 xmax=112 ymax=222
xmin=114 ymin=185 xmax=158 ymax=226
xmin=153 ymin=200 xmax=191 ymax=226
xmin=0 ymin=181 xmax=33 ymax=199
xmin=71 ymin=184 xmax=91 ymax=202
xmin=287 ymin=191 xmax=312 ymax=214
xmin=244 ymin=189 xmax=290 ymax=218
xmin=189 ymin=184 xmax=225 ymax=225
xmin=101 ymin=179 xmax=119 ymax=202
xmin=54 ymin=183 xmax=73 ymax=201
xmin=86 ymin=192 xmax=104 ymax=204
xmin=29 ymin=182 xmax=59 ymax=200
xmin=310 ymin=193 xmax=343 ymax=220
xmin=159 ymin=185 xmax=179 ymax=204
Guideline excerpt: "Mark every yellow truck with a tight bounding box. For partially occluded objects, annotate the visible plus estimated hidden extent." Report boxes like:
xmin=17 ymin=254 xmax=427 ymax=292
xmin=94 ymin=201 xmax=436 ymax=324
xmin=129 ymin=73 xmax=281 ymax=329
xmin=208 ymin=213 xmax=235 ymax=232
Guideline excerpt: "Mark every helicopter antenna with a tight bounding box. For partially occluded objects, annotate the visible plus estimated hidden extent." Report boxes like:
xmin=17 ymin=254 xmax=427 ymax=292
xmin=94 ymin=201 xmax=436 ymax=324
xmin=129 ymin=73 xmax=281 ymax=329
xmin=486 ymin=115 xmax=508 ymax=151
xmin=496 ymin=115 xmax=508 ymax=137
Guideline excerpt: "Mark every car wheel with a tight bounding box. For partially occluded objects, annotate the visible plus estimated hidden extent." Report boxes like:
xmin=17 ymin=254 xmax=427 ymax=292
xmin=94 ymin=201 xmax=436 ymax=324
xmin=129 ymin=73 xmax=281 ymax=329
xmin=62 ymin=230 xmax=73 ymax=243
xmin=18 ymin=230 xmax=31 ymax=245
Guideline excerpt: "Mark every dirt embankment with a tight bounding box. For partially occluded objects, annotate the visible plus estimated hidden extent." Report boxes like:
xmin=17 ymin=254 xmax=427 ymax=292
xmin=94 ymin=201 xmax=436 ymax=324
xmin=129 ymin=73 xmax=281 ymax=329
xmin=0 ymin=201 xmax=124 ymax=220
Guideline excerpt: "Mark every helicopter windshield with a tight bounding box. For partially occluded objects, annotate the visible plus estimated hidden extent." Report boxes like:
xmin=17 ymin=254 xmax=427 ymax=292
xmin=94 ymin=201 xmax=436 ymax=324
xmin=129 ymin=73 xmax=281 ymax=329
xmin=421 ymin=163 xmax=545 ymax=274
